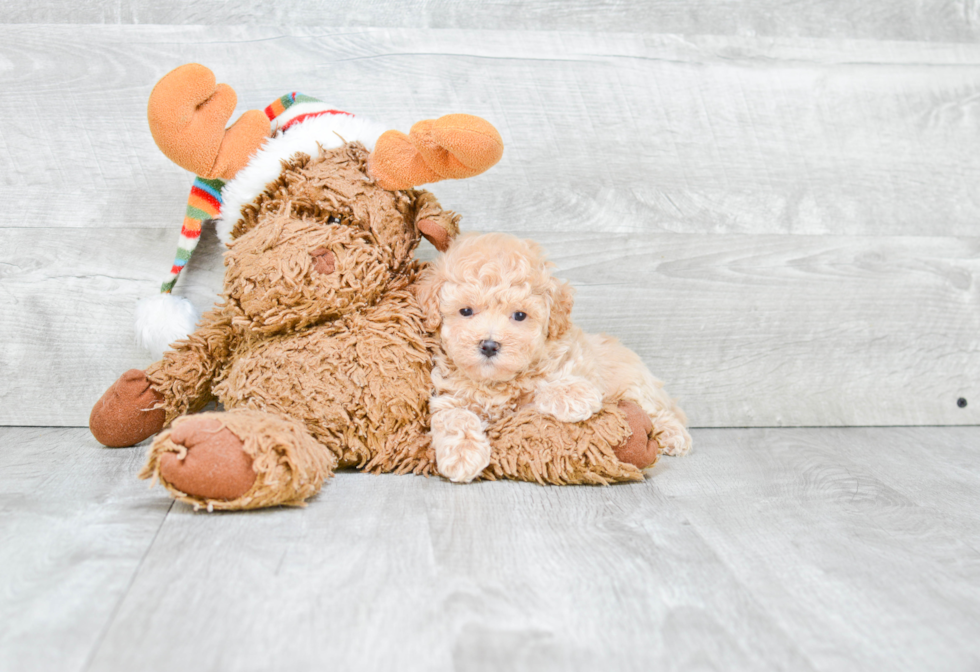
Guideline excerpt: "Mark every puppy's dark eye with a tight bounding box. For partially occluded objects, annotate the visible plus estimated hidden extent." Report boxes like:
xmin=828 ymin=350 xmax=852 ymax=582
xmin=513 ymin=311 xmax=527 ymax=322
xmin=459 ymin=308 xmax=473 ymax=317
xmin=327 ymin=216 xmax=341 ymax=224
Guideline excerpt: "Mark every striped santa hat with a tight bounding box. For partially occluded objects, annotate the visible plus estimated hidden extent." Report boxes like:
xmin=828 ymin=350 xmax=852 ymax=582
xmin=135 ymin=92 xmax=385 ymax=358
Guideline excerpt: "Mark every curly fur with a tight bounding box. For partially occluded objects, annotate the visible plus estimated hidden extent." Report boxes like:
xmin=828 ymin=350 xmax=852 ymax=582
xmin=143 ymin=144 xmax=449 ymax=504
xmin=134 ymin=144 xmax=646 ymax=508
xmin=417 ymin=232 xmax=692 ymax=483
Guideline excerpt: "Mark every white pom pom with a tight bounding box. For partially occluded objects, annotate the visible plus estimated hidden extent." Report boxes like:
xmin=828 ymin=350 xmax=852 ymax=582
xmin=135 ymin=293 xmax=200 ymax=359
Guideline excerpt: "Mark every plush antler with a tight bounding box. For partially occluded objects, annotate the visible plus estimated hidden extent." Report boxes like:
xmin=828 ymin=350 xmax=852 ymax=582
xmin=369 ymin=114 xmax=504 ymax=191
xmin=147 ymin=63 xmax=270 ymax=180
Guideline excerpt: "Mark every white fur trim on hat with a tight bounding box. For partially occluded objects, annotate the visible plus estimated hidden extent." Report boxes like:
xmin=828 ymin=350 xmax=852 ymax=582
xmin=135 ymin=293 xmax=200 ymax=360
xmin=216 ymin=112 xmax=388 ymax=246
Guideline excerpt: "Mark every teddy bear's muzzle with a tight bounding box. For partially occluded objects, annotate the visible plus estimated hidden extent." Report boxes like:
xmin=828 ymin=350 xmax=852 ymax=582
xmin=310 ymin=248 xmax=336 ymax=275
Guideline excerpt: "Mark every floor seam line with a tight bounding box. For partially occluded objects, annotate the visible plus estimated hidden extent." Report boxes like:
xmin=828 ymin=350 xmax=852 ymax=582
xmin=79 ymin=498 xmax=175 ymax=672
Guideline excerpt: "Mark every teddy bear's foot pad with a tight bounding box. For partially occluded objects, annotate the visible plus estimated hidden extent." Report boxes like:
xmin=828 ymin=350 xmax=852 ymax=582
xmin=613 ymin=401 xmax=660 ymax=469
xmin=158 ymin=417 xmax=256 ymax=500
xmin=90 ymin=369 xmax=166 ymax=448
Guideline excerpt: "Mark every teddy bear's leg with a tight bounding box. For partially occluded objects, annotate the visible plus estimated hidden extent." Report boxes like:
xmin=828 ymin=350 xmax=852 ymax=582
xmin=90 ymin=369 xmax=167 ymax=447
xmin=613 ymin=400 xmax=661 ymax=469
xmin=484 ymin=403 xmax=647 ymax=485
xmin=628 ymin=392 xmax=692 ymax=457
xmin=621 ymin=373 xmax=692 ymax=457
xmin=139 ymin=409 xmax=336 ymax=511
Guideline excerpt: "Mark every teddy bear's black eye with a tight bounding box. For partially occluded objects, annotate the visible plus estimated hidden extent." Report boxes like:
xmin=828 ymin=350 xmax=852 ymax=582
xmin=513 ymin=311 xmax=527 ymax=321
xmin=459 ymin=308 xmax=473 ymax=317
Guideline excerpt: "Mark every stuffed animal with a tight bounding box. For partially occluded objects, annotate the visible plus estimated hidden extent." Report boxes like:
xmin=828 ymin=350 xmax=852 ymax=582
xmin=88 ymin=64 xmax=660 ymax=511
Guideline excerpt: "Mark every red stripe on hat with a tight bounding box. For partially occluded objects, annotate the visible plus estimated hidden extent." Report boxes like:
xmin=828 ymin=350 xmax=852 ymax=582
xmin=190 ymin=186 xmax=222 ymax=212
xmin=170 ymin=264 xmax=184 ymax=275
xmin=265 ymin=98 xmax=286 ymax=120
xmin=279 ymin=109 xmax=353 ymax=133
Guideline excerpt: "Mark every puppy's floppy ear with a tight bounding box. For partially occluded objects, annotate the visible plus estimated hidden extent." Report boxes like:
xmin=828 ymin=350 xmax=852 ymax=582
xmin=547 ymin=278 xmax=575 ymax=340
xmin=415 ymin=261 xmax=446 ymax=332
xmin=412 ymin=190 xmax=460 ymax=252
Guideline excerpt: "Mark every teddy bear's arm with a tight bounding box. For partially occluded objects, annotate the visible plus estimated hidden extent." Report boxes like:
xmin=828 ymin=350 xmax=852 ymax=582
xmin=412 ymin=189 xmax=460 ymax=252
xmin=144 ymin=304 xmax=237 ymax=424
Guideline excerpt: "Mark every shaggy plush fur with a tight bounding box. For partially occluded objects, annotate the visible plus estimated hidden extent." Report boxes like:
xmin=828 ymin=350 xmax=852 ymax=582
xmin=483 ymin=403 xmax=642 ymax=485
xmin=140 ymin=409 xmax=336 ymax=511
xmin=144 ymin=144 xmax=442 ymax=477
xmin=89 ymin=64 xmax=663 ymax=509
xmin=86 ymin=143 xmax=657 ymax=510
xmin=216 ymin=112 xmax=388 ymax=245
xmin=417 ymin=233 xmax=691 ymax=483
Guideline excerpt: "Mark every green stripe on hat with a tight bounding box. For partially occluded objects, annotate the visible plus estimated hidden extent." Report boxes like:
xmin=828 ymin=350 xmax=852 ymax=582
xmin=293 ymin=93 xmax=322 ymax=105
xmin=185 ymin=205 xmax=211 ymax=220
xmin=197 ymin=177 xmax=227 ymax=191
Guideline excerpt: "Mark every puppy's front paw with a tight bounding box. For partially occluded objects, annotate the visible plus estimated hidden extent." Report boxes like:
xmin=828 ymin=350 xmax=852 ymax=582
xmin=655 ymin=418 xmax=693 ymax=457
xmin=436 ymin=435 xmax=492 ymax=483
xmin=534 ymin=379 xmax=604 ymax=423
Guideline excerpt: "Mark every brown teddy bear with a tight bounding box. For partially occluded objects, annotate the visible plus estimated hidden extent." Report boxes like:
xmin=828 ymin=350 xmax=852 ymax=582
xmin=88 ymin=64 xmax=660 ymax=511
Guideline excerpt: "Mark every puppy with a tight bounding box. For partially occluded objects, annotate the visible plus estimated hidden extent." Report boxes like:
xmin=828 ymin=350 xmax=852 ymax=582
xmin=416 ymin=232 xmax=692 ymax=483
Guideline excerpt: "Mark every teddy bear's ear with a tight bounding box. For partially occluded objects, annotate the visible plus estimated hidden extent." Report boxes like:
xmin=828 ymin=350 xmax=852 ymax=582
xmin=412 ymin=190 xmax=460 ymax=252
xmin=418 ymin=218 xmax=453 ymax=252
xmin=147 ymin=63 xmax=269 ymax=180
xmin=547 ymin=279 xmax=576 ymax=341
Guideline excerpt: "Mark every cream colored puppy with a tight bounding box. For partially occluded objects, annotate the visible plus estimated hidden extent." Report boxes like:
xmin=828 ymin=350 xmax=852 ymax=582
xmin=416 ymin=232 xmax=692 ymax=483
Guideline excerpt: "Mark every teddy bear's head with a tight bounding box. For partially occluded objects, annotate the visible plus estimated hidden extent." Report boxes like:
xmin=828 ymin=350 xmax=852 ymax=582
xmin=221 ymin=143 xmax=459 ymax=337
xmin=134 ymin=63 xmax=499 ymax=355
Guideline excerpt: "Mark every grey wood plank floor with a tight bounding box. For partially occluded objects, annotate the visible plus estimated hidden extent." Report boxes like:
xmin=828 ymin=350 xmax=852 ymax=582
xmin=3 ymin=426 xmax=979 ymax=672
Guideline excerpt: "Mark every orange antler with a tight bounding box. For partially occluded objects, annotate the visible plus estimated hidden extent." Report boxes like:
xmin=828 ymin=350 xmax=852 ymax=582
xmin=369 ymin=114 xmax=504 ymax=190
xmin=147 ymin=63 xmax=269 ymax=180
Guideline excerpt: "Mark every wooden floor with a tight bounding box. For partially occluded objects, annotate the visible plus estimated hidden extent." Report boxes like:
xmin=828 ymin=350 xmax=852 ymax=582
xmin=2 ymin=426 xmax=978 ymax=672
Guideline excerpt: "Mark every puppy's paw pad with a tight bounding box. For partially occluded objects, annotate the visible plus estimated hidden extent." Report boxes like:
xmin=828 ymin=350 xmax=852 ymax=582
xmin=656 ymin=423 xmax=692 ymax=457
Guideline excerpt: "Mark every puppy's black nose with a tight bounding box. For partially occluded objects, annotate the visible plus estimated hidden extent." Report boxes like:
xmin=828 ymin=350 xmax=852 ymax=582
xmin=479 ymin=339 xmax=501 ymax=358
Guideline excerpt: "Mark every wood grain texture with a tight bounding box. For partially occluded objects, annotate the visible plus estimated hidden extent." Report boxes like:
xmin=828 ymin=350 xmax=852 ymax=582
xmin=0 ymin=26 xmax=978 ymax=237
xmin=2 ymin=227 xmax=978 ymax=427
xmin=0 ymin=428 xmax=171 ymax=672
xmin=3 ymin=0 xmax=980 ymax=43
xmin=3 ymin=427 xmax=978 ymax=671
xmin=2 ymin=23 xmax=979 ymax=428
xmin=83 ymin=469 xmax=811 ymax=672
xmin=0 ymin=225 xmax=226 ymax=427
xmin=658 ymin=427 xmax=980 ymax=671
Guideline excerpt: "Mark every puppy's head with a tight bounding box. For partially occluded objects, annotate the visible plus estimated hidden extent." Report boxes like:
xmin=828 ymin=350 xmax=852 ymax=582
xmin=417 ymin=232 xmax=574 ymax=383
